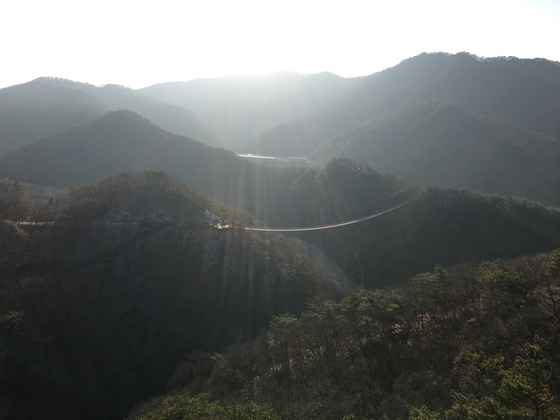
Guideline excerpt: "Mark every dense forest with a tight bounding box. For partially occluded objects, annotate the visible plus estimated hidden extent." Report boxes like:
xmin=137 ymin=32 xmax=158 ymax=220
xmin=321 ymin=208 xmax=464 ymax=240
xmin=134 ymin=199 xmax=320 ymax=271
xmin=3 ymin=168 xmax=560 ymax=418
xmin=2 ymin=52 xmax=560 ymax=419
xmin=0 ymin=173 xmax=343 ymax=419
xmin=136 ymin=250 xmax=560 ymax=419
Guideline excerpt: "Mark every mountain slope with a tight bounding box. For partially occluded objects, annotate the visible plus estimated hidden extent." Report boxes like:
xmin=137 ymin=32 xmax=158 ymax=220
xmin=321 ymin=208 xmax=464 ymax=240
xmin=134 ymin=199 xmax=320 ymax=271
xmin=0 ymin=110 xmax=299 ymax=217
xmin=0 ymin=79 xmax=109 ymax=154
xmin=3 ymin=111 xmax=560 ymax=288
xmin=0 ymin=78 xmax=224 ymax=155
xmin=252 ymin=53 xmax=560 ymax=158
xmin=261 ymin=160 xmax=560 ymax=287
xmin=0 ymin=110 xmax=230 ymax=187
xmin=317 ymin=102 xmax=560 ymax=205
xmin=0 ymin=78 xmax=107 ymax=110
xmin=247 ymin=53 xmax=560 ymax=204
xmin=0 ymin=171 xmax=343 ymax=419
xmin=81 ymin=82 xmax=225 ymax=147
xmin=140 ymin=72 xmax=360 ymax=150
xmin=154 ymin=250 xmax=560 ymax=419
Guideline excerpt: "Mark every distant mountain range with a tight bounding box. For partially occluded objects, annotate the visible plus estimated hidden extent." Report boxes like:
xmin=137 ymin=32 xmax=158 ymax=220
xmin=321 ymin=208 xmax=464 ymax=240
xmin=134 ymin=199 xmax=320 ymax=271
xmin=0 ymin=110 xmax=294 ymax=216
xmin=141 ymin=53 xmax=560 ymax=206
xmin=6 ymin=52 xmax=560 ymax=420
xmin=244 ymin=53 xmax=560 ymax=203
xmin=251 ymin=53 xmax=560 ymax=157
xmin=140 ymin=72 xmax=361 ymax=150
xmin=3 ymin=109 xmax=560 ymax=288
xmin=2 ymin=52 xmax=560 ymax=207
xmin=0 ymin=110 xmax=234 ymax=188
xmin=0 ymin=77 xmax=224 ymax=155
xmin=314 ymin=102 xmax=560 ymax=204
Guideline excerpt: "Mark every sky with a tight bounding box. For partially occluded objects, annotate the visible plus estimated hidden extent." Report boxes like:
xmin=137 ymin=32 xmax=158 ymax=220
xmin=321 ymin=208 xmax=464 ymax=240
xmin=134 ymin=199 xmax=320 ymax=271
xmin=2 ymin=0 xmax=559 ymax=89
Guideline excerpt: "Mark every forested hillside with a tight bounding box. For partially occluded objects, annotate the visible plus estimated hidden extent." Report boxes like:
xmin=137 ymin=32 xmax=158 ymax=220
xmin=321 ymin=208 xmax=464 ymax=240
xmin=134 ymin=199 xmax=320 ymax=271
xmin=0 ymin=173 xmax=342 ymax=419
xmin=5 ymin=171 xmax=560 ymax=419
xmin=266 ymin=160 xmax=560 ymax=287
xmin=0 ymin=110 xmax=234 ymax=187
xmin=137 ymin=250 xmax=560 ymax=419
xmin=313 ymin=102 xmax=560 ymax=205
xmin=3 ymin=114 xmax=560 ymax=287
xmin=249 ymin=53 xmax=560 ymax=204
xmin=3 ymin=51 xmax=560 ymax=419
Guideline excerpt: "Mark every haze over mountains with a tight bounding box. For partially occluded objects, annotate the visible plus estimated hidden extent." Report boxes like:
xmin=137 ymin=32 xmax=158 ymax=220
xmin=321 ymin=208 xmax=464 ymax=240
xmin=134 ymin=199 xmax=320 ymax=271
xmin=0 ymin=110 xmax=232 ymax=188
xmin=2 ymin=52 xmax=560 ymax=203
xmin=253 ymin=52 xmax=560 ymax=153
xmin=140 ymin=72 xmax=361 ymax=150
xmin=2 ymin=50 xmax=560 ymax=283
xmin=249 ymin=53 xmax=560 ymax=199
xmin=4 ymin=52 xmax=560 ymax=419
xmin=2 ymin=51 xmax=560 ymax=281
xmin=0 ymin=77 xmax=224 ymax=155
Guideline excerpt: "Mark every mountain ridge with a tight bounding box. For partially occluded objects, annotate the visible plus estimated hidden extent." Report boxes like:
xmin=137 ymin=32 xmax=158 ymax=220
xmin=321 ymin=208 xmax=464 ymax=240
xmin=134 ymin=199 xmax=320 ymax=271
xmin=140 ymin=71 xmax=361 ymax=150
xmin=251 ymin=52 xmax=560 ymax=157
xmin=243 ymin=53 xmax=560 ymax=204
xmin=0 ymin=110 xmax=228 ymax=186
xmin=0 ymin=77 xmax=225 ymax=155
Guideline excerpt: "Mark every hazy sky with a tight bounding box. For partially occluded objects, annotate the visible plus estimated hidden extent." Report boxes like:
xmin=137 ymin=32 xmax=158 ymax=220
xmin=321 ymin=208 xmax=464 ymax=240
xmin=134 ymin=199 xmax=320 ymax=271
xmin=2 ymin=0 xmax=559 ymax=89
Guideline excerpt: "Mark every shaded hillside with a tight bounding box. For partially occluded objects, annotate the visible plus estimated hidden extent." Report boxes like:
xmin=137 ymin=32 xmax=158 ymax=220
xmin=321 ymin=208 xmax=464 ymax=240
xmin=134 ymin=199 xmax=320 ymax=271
xmin=140 ymin=72 xmax=359 ymax=150
xmin=0 ymin=110 xmax=231 ymax=187
xmin=147 ymin=250 xmax=560 ymax=419
xmin=79 ymin=82 xmax=225 ymax=148
xmin=4 ymin=170 xmax=560 ymax=419
xmin=252 ymin=53 xmax=560 ymax=158
xmin=0 ymin=172 xmax=342 ymax=420
xmin=249 ymin=54 xmax=560 ymax=205
xmin=408 ymin=53 xmax=560 ymax=137
xmin=328 ymin=52 xmax=560 ymax=140
xmin=3 ymin=113 xmax=560 ymax=288
xmin=249 ymin=159 xmax=560 ymax=287
xmin=318 ymin=102 xmax=560 ymax=205
xmin=294 ymin=186 xmax=560 ymax=287
xmin=0 ymin=80 xmax=109 ymax=155
xmin=0 ymin=77 xmax=224 ymax=154
xmin=0 ymin=110 xmax=320 ymax=224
